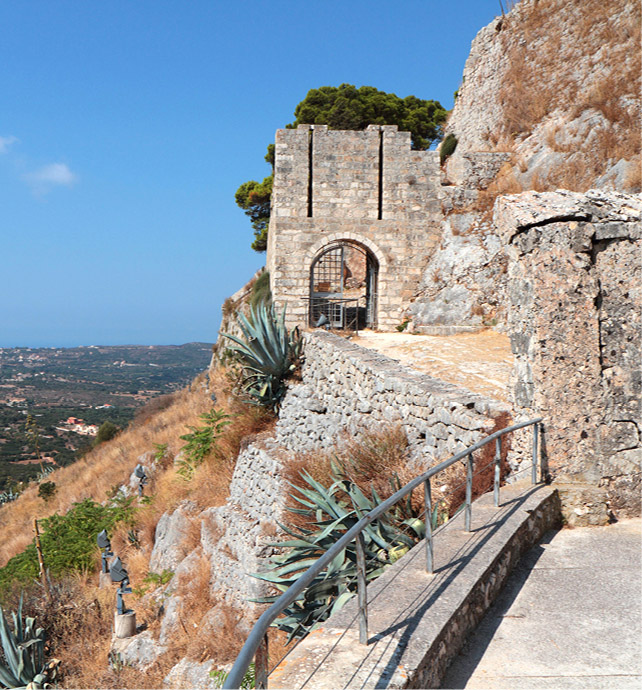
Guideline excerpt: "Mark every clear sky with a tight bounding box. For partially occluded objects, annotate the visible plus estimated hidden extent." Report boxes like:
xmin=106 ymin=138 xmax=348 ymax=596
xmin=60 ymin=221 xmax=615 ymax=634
xmin=0 ymin=1 xmax=502 ymax=347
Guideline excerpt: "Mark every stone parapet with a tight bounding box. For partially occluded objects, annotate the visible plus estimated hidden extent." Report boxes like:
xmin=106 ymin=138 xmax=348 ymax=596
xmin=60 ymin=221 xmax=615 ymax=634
xmin=276 ymin=331 xmax=508 ymax=466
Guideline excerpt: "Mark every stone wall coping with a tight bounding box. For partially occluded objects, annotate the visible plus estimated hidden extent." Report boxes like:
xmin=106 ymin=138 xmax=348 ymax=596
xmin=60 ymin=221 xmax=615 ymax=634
xmin=304 ymin=331 xmax=509 ymax=417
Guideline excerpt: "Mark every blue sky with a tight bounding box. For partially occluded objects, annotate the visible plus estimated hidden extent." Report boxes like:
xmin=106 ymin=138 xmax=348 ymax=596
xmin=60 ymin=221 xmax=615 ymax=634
xmin=0 ymin=1 xmax=501 ymax=347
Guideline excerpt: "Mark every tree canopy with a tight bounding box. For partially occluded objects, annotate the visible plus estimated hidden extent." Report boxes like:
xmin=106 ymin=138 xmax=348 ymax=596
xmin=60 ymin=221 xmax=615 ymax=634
xmin=236 ymin=84 xmax=447 ymax=252
xmin=290 ymin=84 xmax=447 ymax=150
xmin=235 ymin=175 xmax=273 ymax=252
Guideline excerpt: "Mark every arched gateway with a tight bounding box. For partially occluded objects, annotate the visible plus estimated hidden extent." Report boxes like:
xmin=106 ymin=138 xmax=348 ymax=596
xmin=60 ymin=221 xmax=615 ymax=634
xmin=265 ymin=124 xmax=442 ymax=331
xmin=309 ymin=241 xmax=378 ymax=329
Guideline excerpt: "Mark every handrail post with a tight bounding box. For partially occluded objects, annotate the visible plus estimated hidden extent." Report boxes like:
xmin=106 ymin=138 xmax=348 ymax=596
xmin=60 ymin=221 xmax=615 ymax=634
xmin=493 ymin=437 xmax=501 ymax=507
xmin=356 ymin=533 xmax=368 ymax=644
xmin=255 ymin=633 xmax=269 ymax=689
xmin=532 ymin=421 xmax=539 ymax=485
xmin=424 ymin=478 xmax=434 ymax=574
xmin=465 ymin=453 xmax=473 ymax=531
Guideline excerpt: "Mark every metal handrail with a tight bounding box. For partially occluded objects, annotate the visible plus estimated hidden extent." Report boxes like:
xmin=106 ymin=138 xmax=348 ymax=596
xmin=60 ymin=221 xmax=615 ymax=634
xmin=224 ymin=417 xmax=543 ymax=689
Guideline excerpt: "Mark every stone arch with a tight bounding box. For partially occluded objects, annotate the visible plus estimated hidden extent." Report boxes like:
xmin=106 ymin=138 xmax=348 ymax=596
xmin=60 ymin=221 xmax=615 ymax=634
xmin=304 ymin=233 xmax=388 ymax=270
xmin=308 ymin=238 xmax=380 ymax=329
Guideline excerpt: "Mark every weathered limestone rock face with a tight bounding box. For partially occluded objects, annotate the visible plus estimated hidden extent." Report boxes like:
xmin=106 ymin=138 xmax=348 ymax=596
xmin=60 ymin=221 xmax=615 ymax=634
xmin=496 ymin=190 xmax=641 ymax=518
xmin=445 ymin=0 xmax=640 ymax=193
xmin=267 ymin=124 xmax=442 ymax=331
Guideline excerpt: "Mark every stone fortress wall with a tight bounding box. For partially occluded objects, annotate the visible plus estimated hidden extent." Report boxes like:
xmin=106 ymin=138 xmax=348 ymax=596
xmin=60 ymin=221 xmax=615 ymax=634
xmin=496 ymin=190 xmax=641 ymax=519
xmin=266 ymin=124 xmax=443 ymax=331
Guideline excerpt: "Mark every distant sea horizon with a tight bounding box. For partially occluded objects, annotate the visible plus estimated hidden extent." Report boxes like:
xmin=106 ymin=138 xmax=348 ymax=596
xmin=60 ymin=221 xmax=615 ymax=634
xmin=0 ymin=341 xmax=214 ymax=350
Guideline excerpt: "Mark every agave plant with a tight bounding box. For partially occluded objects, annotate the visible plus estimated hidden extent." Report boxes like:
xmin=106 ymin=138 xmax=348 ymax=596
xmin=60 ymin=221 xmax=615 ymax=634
xmin=223 ymin=302 xmax=301 ymax=409
xmin=0 ymin=595 xmax=50 ymax=689
xmin=253 ymin=463 xmax=424 ymax=641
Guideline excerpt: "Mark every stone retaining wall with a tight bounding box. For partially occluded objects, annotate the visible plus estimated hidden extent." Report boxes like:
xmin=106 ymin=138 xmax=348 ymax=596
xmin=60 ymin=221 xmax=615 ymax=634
xmin=203 ymin=332 xmax=509 ymax=611
xmin=276 ymin=331 xmax=508 ymax=466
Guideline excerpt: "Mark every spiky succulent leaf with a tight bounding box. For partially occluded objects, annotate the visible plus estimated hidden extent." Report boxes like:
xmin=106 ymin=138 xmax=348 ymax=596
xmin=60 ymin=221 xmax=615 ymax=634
xmin=252 ymin=465 xmax=425 ymax=641
xmin=0 ymin=596 xmax=47 ymax=688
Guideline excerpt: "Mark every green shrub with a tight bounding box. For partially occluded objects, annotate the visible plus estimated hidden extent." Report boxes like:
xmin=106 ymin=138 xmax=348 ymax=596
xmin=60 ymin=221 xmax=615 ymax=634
xmin=178 ymin=409 xmax=231 ymax=480
xmin=0 ymin=497 xmax=136 ymax=594
xmin=439 ymin=133 xmax=458 ymax=165
xmin=223 ymin=303 xmax=302 ymax=410
xmin=37 ymin=481 xmax=57 ymax=502
xmin=93 ymin=420 xmax=120 ymax=446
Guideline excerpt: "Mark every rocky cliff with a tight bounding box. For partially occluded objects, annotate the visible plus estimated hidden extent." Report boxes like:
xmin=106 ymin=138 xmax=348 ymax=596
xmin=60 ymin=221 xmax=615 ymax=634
xmin=409 ymin=0 xmax=640 ymax=333
xmin=445 ymin=0 xmax=640 ymax=193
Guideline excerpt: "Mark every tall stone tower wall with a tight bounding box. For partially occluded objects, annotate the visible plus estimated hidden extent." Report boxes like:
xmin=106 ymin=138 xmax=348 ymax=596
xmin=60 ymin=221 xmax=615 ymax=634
xmin=266 ymin=124 xmax=442 ymax=330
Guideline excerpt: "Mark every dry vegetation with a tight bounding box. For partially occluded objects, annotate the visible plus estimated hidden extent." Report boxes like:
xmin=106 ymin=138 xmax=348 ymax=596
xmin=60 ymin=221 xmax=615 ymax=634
xmin=282 ymin=425 xmax=418 ymax=528
xmin=0 ymin=365 xmax=276 ymax=688
xmin=494 ymin=0 xmax=641 ymax=192
xmin=0 ymin=378 xmax=210 ymax=569
xmin=282 ymin=417 xmax=511 ymax=528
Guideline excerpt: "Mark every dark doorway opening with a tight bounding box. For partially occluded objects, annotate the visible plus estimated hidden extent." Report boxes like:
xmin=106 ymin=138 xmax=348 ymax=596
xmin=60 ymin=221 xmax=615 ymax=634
xmin=309 ymin=241 xmax=378 ymax=330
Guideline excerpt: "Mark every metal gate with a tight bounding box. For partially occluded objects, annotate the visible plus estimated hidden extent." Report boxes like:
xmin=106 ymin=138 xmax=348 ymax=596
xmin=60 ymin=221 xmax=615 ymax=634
xmin=309 ymin=242 xmax=378 ymax=329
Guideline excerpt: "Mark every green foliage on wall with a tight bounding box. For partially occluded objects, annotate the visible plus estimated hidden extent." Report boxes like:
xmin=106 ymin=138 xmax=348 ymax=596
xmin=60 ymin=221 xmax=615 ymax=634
xmin=439 ymin=133 xmax=458 ymax=165
xmin=249 ymin=271 xmax=272 ymax=311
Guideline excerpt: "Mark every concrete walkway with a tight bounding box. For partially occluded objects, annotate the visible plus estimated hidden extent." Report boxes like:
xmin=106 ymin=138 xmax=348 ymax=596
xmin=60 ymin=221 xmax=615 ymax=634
xmin=442 ymin=518 xmax=642 ymax=689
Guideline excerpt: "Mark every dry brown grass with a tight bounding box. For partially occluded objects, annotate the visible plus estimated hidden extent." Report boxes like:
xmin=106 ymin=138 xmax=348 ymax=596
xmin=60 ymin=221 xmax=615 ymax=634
xmin=0 ymin=381 xmax=212 ymax=568
xmin=492 ymin=0 xmax=641 ymax=192
xmin=0 ymin=366 xmax=275 ymax=571
xmin=282 ymin=424 xmax=424 ymax=529
xmin=0 ymin=364 xmax=280 ymax=688
xmin=442 ymin=411 xmax=512 ymax=517
xmin=623 ymin=156 xmax=642 ymax=192
xmin=474 ymin=161 xmax=524 ymax=220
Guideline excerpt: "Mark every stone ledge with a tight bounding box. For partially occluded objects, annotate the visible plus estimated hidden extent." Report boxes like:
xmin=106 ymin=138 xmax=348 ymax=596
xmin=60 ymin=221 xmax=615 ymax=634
xmin=269 ymin=482 xmax=560 ymax=689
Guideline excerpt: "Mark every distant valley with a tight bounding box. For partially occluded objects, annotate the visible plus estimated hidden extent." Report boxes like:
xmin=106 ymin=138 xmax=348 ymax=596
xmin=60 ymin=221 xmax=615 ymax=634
xmin=0 ymin=342 xmax=213 ymax=490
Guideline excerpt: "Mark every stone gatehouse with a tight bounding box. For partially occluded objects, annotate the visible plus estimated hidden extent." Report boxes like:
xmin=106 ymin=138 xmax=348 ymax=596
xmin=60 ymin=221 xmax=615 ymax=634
xmin=266 ymin=124 xmax=443 ymax=331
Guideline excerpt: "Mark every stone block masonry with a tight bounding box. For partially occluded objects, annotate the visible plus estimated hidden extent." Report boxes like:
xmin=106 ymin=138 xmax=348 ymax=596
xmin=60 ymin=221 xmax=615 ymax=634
xmin=496 ymin=189 xmax=641 ymax=518
xmin=266 ymin=125 xmax=443 ymax=331
xmin=276 ymin=331 xmax=509 ymax=466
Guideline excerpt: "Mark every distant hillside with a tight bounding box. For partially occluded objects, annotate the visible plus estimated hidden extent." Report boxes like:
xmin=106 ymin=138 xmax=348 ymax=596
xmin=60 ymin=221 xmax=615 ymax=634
xmin=0 ymin=342 xmax=213 ymax=489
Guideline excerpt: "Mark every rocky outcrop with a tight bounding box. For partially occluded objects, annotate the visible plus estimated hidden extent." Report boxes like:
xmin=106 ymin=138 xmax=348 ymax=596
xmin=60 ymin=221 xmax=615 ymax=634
xmin=409 ymin=0 xmax=640 ymax=334
xmin=149 ymin=501 xmax=198 ymax=573
xmin=445 ymin=0 xmax=640 ymax=193
xmin=496 ymin=189 xmax=641 ymax=519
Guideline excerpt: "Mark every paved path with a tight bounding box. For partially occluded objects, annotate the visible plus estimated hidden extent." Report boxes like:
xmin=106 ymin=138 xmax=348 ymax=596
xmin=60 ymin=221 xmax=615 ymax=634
xmin=352 ymin=330 xmax=512 ymax=402
xmin=442 ymin=518 xmax=642 ymax=689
